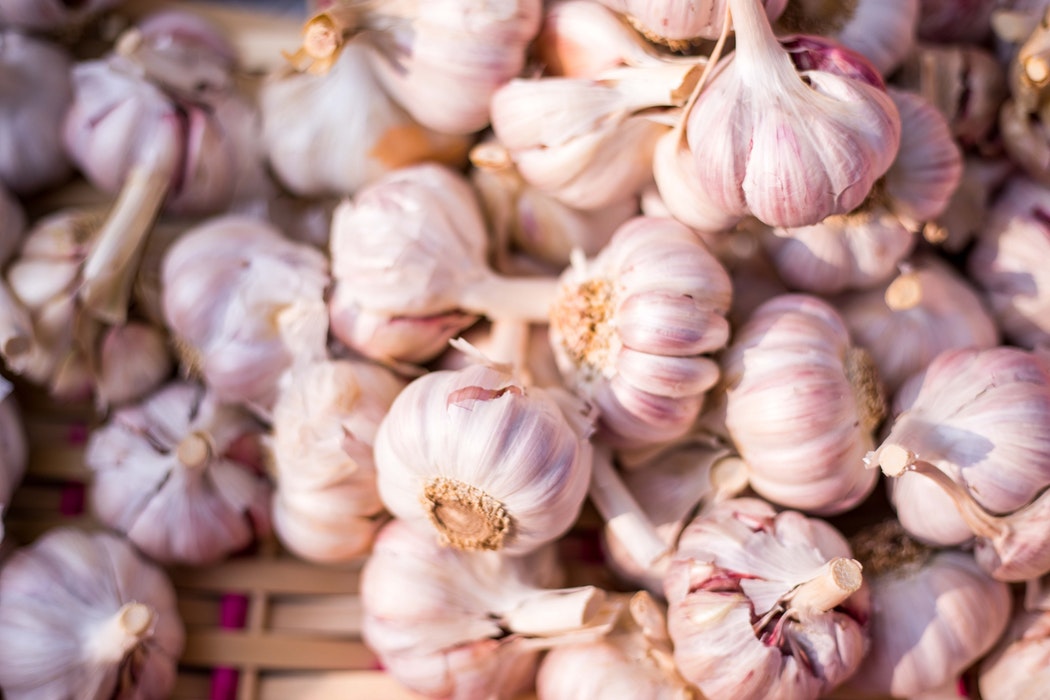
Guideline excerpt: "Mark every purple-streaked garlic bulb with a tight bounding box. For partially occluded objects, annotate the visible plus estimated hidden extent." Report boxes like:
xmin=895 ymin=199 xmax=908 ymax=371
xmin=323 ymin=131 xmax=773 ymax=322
xmin=270 ymin=357 xmax=405 ymax=563
xmin=374 ymin=361 xmax=594 ymax=556
xmin=536 ymin=591 xmax=698 ymax=699
xmin=838 ymin=255 xmax=1000 ymax=397
xmin=0 ymin=528 xmax=185 ymax=700
xmin=0 ymin=31 xmax=72 ymax=196
xmin=968 ymin=175 xmax=1050 ymax=349
xmin=664 ymin=498 xmax=869 ymax=700
xmin=594 ymin=0 xmax=786 ymax=48
xmin=548 ymin=216 xmax=732 ymax=448
xmin=161 ymin=215 xmax=329 ymax=415
xmin=0 ymin=0 xmax=123 ymax=33
xmin=870 ymin=346 xmax=1050 ymax=581
xmin=362 ymin=519 xmax=618 ymax=700
xmin=679 ymin=0 xmax=900 ymax=230
xmin=843 ymin=520 xmax=1011 ymax=698
xmin=979 ymin=601 xmax=1050 ymax=700
xmin=723 ymin=294 xmax=885 ymax=514
xmin=0 ymin=379 xmax=26 ymax=544
xmin=85 ymin=381 xmax=270 ymax=566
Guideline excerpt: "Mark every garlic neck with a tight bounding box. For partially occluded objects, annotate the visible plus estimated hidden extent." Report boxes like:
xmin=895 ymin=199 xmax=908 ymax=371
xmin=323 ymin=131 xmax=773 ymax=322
xmin=728 ymin=0 xmax=797 ymax=82
xmin=422 ymin=476 xmax=511 ymax=551
xmin=89 ymin=602 xmax=155 ymax=663
xmin=845 ymin=346 xmax=886 ymax=433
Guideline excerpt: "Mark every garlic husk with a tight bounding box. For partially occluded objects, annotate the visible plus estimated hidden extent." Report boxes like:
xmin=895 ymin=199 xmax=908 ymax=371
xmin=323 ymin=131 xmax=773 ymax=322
xmin=596 ymin=0 xmax=786 ymax=46
xmin=723 ymin=294 xmax=885 ymax=514
xmin=549 ymin=216 xmax=731 ymax=448
xmin=664 ymin=497 xmax=869 ymax=700
xmin=374 ymin=362 xmax=594 ymax=555
xmin=261 ymin=40 xmax=470 ymax=198
xmin=838 ymin=255 xmax=1000 ymax=397
xmin=843 ymin=520 xmax=1011 ymax=698
xmin=683 ymin=0 xmax=901 ymax=229
xmin=0 ymin=30 xmax=72 ymax=196
xmin=978 ymin=607 xmax=1050 ymax=700
xmin=0 ymin=381 xmax=27 ymax=544
xmin=0 ymin=528 xmax=185 ymax=700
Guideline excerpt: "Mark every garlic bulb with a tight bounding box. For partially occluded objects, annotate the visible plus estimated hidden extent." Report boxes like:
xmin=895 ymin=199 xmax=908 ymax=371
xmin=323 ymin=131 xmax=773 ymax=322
xmin=0 ymin=30 xmax=72 ymax=196
xmin=95 ymin=322 xmax=174 ymax=409
xmin=374 ymin=361 xmax=593 ymax=555
xmin=664 ymin=497 xmax=869 ymax=700
xmin=979 ymin=606 xmax=1050 ymax=700
xmin=682 ymin=0 xmax=901 ymax=229
xmin=838 ymin=255 xmax=1000 ymax=397
xmin=161 ymin=215 xmax=329 ymax=415
xmin=595 ymin=0 xmax=786 ymax=47
xmin=549 ymin=216 xmax=732 ymax=448
xmin=0 ymin=528 xmax=185 ymax=700
xmin=870 ymin=346 xmax=1050 ymax=581
xmin=843 ymin=520 xmax=1011 ymax=698
xmin=0 ymin=0 xmax=122 ymax=32
xmin=723 ymin=294 xmax=885 ymax=514
xmin=0 ymin=379 xmax=26 ymax=544
xmin=86 ymin=381 xmax=271 ymax=566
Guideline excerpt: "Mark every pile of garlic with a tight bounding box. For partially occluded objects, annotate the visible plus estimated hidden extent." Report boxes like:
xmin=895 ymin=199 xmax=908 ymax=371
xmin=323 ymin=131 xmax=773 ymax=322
xmin=3 ymin=0 xmax=1050 ymax=697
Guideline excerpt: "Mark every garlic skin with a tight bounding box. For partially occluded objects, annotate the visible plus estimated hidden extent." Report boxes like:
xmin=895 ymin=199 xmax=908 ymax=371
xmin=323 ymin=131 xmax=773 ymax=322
xmin=723 ymin=294 xmax=884 ymax=514
xmin=0 ymin=31 xmax=72 ymax=196
xmin=664 ymin=498 xmax=869 ymax=700
xmin=595 ymin=0 xmax=787 ymax=46
xmin=0 ymin=0 xmax=122 ymax=32
xmin=549 ymin=216 xmax=732 ymax=448
xmin=161 ymin=215 xmax=329 ymax=415
xmin=979 ymin=608 xmax=1050 ymax=700
xmin=0 ymin=380 xmax=27 ymax=544
xmin=683 ymin=0 xmax=900 ymax=229
xmin=0 ymin=528 xmax=185 ymax=700
xmin=374 ymin=362 xmax=594 ymax=555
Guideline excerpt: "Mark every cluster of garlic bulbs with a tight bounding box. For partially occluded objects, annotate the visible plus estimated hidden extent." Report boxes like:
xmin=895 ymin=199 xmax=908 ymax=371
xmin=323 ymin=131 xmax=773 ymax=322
xmin=5 ymin=0 xmax=1050 ymax=698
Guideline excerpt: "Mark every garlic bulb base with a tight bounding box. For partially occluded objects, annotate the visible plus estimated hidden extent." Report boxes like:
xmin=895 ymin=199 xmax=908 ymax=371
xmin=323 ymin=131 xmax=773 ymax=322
xmin=422 ymin=476 xmax=512 ymax=551
xmin=789 ymin=557 xmax=863 ymax=614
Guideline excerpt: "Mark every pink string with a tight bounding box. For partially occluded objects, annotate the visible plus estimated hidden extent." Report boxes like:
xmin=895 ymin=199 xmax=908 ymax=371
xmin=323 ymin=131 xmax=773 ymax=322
xmin=211 ymin=594 xmax=250 ymax=700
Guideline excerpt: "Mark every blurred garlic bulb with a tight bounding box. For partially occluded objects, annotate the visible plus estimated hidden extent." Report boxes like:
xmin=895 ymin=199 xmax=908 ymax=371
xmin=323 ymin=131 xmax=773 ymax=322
xmin=95 ymin=322 xmax=173 ymax=409
xmin=979 ymin=604 xmax=1050 ymax=700
xmin=595 ymin=0 xmax=786 ymax=47
xmin=0 ymin=380 xmax=26 ymax=544
xmin=926 ymin=155 xmax=1012 ymax=253
xmin=161 ymin=215 xmax=329 ymax=415
xmin=86 ymin=381 xmax=270 ymax=566
xmin=916 ymin=0 xmax=997 ymax=43
xmin=375 ymin=361 xmax=594 ymax=555
xmin=0 ymin=528 xmax=185 ymax=700
xmin=844 ymin=520 xmax=1011 ymax=698
xmin=1001 ymin=13 xmax=1050 ymax=186
xmin=871 ymin=346 xmax=1050 ymax=580
xmin=664 ymin=497 xmax=869 ymax=700
xmin=0 ymin=0 xmax=123 ymax=32
xmin=0 ymin=30 xmax=72 ymax=196
xmin=838 ymin=255 xmax=1000 ymax=396
xmin=549 ymin=216 xmax=732 ymax=448
xmin=723 ymin=294 xmax=885 ymax=514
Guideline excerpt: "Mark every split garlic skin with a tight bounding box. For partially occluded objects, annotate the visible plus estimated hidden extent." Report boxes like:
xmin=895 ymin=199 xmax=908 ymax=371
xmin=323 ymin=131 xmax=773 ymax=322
xmin=0 ymin=381 xmax=26 ymax=544
xmin=979 ymin=607 xmax=1050 ymax=700
xmin=0 ymin=528 xmax=185 ymax=700
xmin=664 ymin=498 xmax=869 ymax=700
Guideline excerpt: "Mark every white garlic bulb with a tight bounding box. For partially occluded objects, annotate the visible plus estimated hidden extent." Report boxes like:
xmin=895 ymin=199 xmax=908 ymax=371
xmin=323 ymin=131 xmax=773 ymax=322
xmin=0 ymin=379 xmax=26 ymax=544
xmin=0 ymin=528 xmax=185 ymax=700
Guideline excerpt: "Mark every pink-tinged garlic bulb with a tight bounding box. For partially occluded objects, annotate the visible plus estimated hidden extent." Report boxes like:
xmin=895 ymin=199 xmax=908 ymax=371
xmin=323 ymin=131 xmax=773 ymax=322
xmin=0 ymin=528 xmax=185 ymax=700
xmin=270 ymin=358 xmax=405 ymax=563
xmin=1000 ymin=13 xmax=1050 ymax=187
xmin=595 ymin=0 xmax=786 ymax=47
xmin=549 ymin=216 xmax=732 ymax=448
xmin=838 ymin=255 xmax=1000 ymax=397
xmin=843 ymin=520 xmax=1011 ymax=698
xmin=161 ymin=215 xmax=329 ymax=415
xmin=926 ymin=155 xmax=1013 ymax=253
xmin=536 ymin=591 xmax=698 ymax=699
xmin=968 ymin=175 xmax=1050 ymax=349
xmin=723 ymin=294 xmax=885 ymax=514
xmin=86 ymin=381 xmax=270 ymax=566
xmin=979 ymin=604 xmax=1050 ymax=700
xmin=681 ymin=0 xmax=900 ymax=230
xmin=330 ymin=305 xmax=478 ymax=370
xmin=0 ymin=31 xmax=72 ymax=196
xmin=374 ymin=362 xmax=594 ymax=556
xmin=870 ymin=346 xmax=1050 ymax=581
xmin=0 ymin=380 xmax=26 ymax=544
xmin=362 ymin=519 xmax=619 ymax=700
xmin=664 ymin=498 xmax=869 ymax=700
xmin=0 ymin=0 xmax=123 ymax=33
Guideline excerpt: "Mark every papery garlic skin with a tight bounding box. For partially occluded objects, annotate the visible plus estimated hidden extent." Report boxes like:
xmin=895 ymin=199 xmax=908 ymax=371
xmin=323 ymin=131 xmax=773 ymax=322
xmin=595 ymin=0 xmax=786 ymax=45
xmin=723 ymin=294 xmax=884 ymax=514
xmin=0 ymin=528 xmax=185 ymax=700
xmin=979 ymin=608 xmax=1050 ymax=700
xmin=549 ymin=216 xmax=732 ymax=448
xmin=86 ymin=381 xmax=271 ymax=566
xmin=374 ymin=362 xmax=593 ymax=555
xmin=0 ymin=381 xmax=26 ymax=543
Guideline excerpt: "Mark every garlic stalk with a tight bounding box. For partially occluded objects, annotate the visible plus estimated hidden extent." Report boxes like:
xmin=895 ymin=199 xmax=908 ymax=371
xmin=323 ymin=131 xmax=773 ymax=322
xmin=0 ymin=380 xmax=26 ymax=544
xmin=595 ymin=0 xmax=786 ymax=48
xmin=0 ymin=528 xmax=185 ymax=700
xmin=0 ymin=0 xmax=123 ymax=33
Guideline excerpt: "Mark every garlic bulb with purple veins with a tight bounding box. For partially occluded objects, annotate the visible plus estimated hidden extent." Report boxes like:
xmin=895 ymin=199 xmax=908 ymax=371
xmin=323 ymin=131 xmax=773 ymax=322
xmin=0 ymin=0 xmax=123 ymax=32
xmin=161 ymin=215 xmax=329 ymax=416
xmin=843 ymin=520 xmax=1011 ymax=698
xmin=0 ymin=528 xmax=185 ymax=700
xmin=871 ymin=346 xmax=1050 ymax=581
xmin=0 ymin=31 xmax=71 ymax=196
xmin=838 ymin=255 xmax=1000 ymax=397
xmin=684 ymin=0 xmax=901 ymax=229
xmin=375 ymin=361 xmax=594 ymax=555
xmin=0 ymin=380 xmax=26 ymax=544
xmin=549 ymin=216 xmax=732 ymax=448
xmin=362 ymin=519 xmax=619 ymax=700
xmin=979 ymin=604 xmax=1050 ymax=700
xmin=723 ymin=294 xmax=885 ymax=514
xmin=86 ymin=381 xmax=270 ymax=566
xmin=594 ymin=0 xmax=786 ymax=48
xmin=664 ymin=498 xmax=869 ymax=700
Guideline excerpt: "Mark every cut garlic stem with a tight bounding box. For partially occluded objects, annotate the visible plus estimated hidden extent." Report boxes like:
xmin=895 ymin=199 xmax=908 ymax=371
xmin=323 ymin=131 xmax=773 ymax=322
xmin=79 ymin=162 xmax=174 ymax=325
xmin=92 ymin=602 xmax=155 ymax=662
xmin=487 ymin=318 xmax=531 ymax=381
xmin=503 ymin=586 xmax=607 ymax=635
xmin=458 ymin=274 xmax=560 ymax=323
xmin=589 ymin=446 xmax=669 ymax=570
xmin=176 ymin=432 xmax=212 ymax=470
xmin=884 ymin=272 xmax=923 ymax=311
xmin=788 ymin=558 xmax=863 ymax=614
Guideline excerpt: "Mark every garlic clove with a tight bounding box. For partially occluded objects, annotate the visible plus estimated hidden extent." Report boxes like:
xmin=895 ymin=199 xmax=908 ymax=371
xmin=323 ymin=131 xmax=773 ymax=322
xmin=95 ymin=322 xmax=174 ymax=409
xmin=272 ymin=488 xmax=383 ymax=563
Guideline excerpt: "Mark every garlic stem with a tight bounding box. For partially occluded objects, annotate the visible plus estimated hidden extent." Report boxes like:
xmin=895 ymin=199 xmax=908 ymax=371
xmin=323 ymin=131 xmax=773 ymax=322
xmin=787 ymin=557 xmax=863 ymax=614
xmin=91 ymin=602 xmax=155 ymax=662
xmin=502 ymin=586 xmax=607 ymax=635
xmin=673 ymin=0 xmax=733 ymax=140
xmin=728 ymin=0 xmax=795 ymax=79
xmin=884 ymin=271 xmax=923 ymax=311
xmin=176 ymin=432 xmax=212 ymax=470
xmin=599 ymin=62 xmax=704 ymax=111
xmin=589 ymin=446 xmax=669 ymax=570
xmin=487 ymin=318 xmax=531 ymax=381
xmin=458 ymin=273 xmax=560 ymax=323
